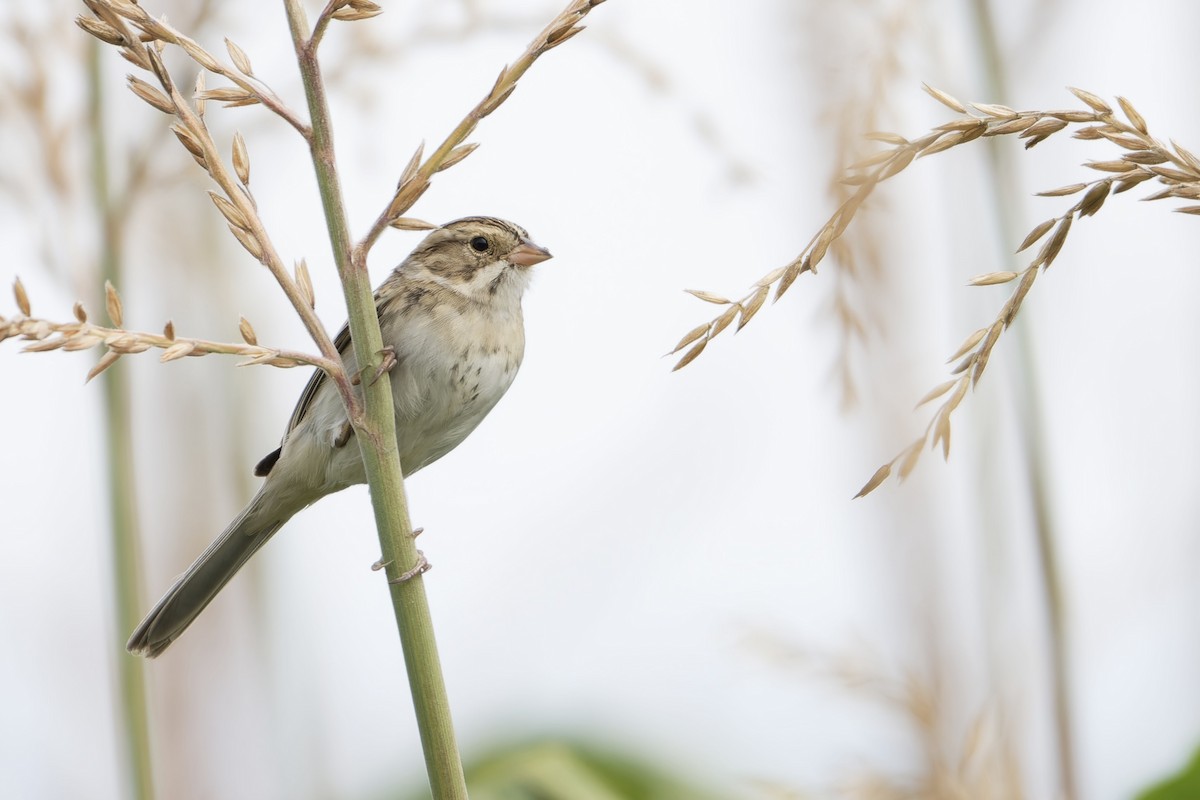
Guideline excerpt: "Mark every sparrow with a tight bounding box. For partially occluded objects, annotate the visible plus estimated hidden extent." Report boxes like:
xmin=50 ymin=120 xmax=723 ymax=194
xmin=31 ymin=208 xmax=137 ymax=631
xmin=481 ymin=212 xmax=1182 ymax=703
xmin=127 ymin=217 xmax=551 ymax=657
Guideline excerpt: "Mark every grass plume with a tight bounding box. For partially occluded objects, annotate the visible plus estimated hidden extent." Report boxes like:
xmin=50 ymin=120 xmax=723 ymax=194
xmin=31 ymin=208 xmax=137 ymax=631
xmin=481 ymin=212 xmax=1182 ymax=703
xmin=671 ymin=85 xmax=1200 ymax=496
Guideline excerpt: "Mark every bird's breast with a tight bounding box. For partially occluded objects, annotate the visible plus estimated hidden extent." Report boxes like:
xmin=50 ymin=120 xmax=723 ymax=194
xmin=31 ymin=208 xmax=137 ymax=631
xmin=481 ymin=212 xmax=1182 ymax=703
xmin=390 ymin=309 xmax=525 ymax=474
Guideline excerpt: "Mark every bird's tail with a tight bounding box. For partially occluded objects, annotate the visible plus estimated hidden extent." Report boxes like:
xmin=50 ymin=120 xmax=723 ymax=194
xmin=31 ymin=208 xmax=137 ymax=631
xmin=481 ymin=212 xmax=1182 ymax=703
xmin=127 ymin=490 xmax=285 ymax=658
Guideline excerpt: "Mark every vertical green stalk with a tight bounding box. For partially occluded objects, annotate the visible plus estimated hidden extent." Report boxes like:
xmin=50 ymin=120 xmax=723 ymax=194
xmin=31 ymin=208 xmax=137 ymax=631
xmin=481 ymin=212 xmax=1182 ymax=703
xmin=281 ymin=3 xmax=467 ymax=798
xmin=86 ymin=40 xmax=156 ymax=800
xmin=966 ymin=3 xmax=1077 ymax=799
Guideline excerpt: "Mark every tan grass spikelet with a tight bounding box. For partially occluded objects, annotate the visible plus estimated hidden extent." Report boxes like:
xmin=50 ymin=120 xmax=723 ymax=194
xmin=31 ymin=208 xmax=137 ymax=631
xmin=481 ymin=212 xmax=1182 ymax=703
xmin=854 ymin=463 xmax=891 ymax=498
xmin=1034 ymin=215 xmax=1072 ymax=269
xmin=865 ymin=131 xmax=909 ymax=146
xmin=195 ymin=87 xmax=259 ymax=108
xmin=737 ymin=286 xmax=769 ymax=331
xmin=947 ymin=328 xmax=987 ymax=362
xmin=1116 ymin=96 xmax=1148 ymax=134
xmin=176 ymin=35 xmax=221 ymax=73
xmin=127 ymin=76 xmax=174 ymax=114
xmin=196 ymin=68 xmax=207 ymax=113
xmin=1122 ymin=151 xmax=1168 ymax=166
xmin=1020 ymin=116 xmax=1068 ymax=141
xmin=1016 ymin=219 xmax=1056 ymax=251
xmin=208 ymin=190 xmax=250 ymax=230
xmin=1035 ymin=183 xmax=1086 ymax=197
xmin=388 ymin=217 xmax=438 ymax=231
xmin=160 ymin=341 xmax=196 ymax=362
xmin=1069 ymin=86 xmax=1112 ymax=114
xmin=1077 ymin=180 xmax=1111 ymax=217
xmin=170 ymin=123 xmax=205 ymax=161
xmin=331 ymin=0 xmax=383 ymax=22
xmin=970 ymin=102 xmax=1017 ymax=119
xmin=1000 ymin=268 xmax=1038 ymax=328
xmin=225 ymin=38 xmax=253 ymax=75
xmin=86 ymin=350 xmax=122 ymax=382
xmin=915 ymin=378 xmax=960 ymax=409
xmin=229 ymin=225 xmax=264 ymax=261
xmin=104 ymin=281 xmax=123 ymax=327
xmin=1086 ymin=159 xmax=1137 ymax=174
xmin=684 ymin=289 xmax=731 ymax=305
xmin=984 ymin=116 xmax=1038 ymax=136
xmin=232 ymin=131 xmax=250 ymax=185
xmin=76 ymin=15 xmax=125 ymax=47
xmin=709 ymin=304 xmax=740 ymax=339
xmin=397 ymin=142 xmax=424 ymax=189
xmin=435 ymin=143 xmax=479 ymax=173
xmin=968 ymin=272 xmax=1018 ymax=286
xmin=670 ymin=337 xmax=707 ymax=372
xmin=238 ymin=316 xmax=257 ymax=346
xmin=970 ymin=322 xmax=1003 ymax=385
xmin=923 ymin=82 xmax=965 ymax=113
xmin=295 ymin=259 xmax=315 ymax=309
xmin=13 ymin=279 xmax=31 ymax=316
xmin=670 ymin=323 xmax=709 ymax=356
xmin=1172 ymin=140 xmax=1200 ymax=173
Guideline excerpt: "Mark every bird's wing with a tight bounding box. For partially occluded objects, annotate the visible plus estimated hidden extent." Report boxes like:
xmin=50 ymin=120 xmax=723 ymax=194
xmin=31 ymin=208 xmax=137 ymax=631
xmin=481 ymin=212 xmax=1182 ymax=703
xmin=287 ymin=319 xmax=354 ymax=436
xmin=253 ymin=317 xmax=355 ymax=477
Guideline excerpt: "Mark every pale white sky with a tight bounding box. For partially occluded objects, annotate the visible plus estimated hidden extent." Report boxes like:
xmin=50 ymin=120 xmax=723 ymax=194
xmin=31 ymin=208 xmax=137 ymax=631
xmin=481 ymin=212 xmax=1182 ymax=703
xmin=2 ymin=1 xmax=1199 ymax=799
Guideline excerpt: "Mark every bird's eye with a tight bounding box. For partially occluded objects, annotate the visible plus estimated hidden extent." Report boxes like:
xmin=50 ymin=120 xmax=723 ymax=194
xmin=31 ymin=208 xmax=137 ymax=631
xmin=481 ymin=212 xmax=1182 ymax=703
xmin=469 ymin=236 xmax=489 ymax=252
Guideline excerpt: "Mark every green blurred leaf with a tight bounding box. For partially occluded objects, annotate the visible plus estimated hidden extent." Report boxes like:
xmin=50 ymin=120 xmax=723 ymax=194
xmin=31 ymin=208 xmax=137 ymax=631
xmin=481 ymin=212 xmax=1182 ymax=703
xmin=388 ymin=738 xmax=723 ymax=800
xmin=1137 ymin=745 xmax=1200 ymax=800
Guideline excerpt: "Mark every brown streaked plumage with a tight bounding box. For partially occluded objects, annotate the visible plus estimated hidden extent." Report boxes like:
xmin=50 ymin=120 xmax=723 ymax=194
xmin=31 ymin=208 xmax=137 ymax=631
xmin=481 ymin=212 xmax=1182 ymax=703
xmin=128 ymin=217 xmax=551 ymax=657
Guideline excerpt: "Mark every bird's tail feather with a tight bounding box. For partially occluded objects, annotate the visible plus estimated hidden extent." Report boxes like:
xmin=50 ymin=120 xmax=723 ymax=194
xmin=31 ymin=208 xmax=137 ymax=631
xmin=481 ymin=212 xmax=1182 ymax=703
xmin=127 ymin=490 xmax=285 ymax=658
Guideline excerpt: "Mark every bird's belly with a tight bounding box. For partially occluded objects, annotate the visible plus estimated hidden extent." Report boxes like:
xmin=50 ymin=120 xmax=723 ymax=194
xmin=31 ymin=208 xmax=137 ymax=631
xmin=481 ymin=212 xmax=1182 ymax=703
xmin=395 ymin=344 xmax=520 ymax=475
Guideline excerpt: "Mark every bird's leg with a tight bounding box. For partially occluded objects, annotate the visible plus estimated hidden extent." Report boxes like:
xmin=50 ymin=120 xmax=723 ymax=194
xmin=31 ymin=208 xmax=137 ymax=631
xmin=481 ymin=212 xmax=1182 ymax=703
xmin=389 ymin=550 xmax=431 ymax=583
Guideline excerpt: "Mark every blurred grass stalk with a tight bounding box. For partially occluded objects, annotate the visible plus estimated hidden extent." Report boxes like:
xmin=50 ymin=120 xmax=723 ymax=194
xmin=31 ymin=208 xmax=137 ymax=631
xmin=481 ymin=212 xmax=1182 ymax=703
xmin=966 ymin=2 xmax=1076 ymax=799
xmin=86 ymin=38 xmax=156 ymax=800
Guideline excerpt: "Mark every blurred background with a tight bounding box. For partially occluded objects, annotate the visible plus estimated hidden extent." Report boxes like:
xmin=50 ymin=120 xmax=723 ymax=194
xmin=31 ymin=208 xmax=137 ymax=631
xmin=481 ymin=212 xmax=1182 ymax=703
xmin=2 ymin=0 xmax=1199 ymax=798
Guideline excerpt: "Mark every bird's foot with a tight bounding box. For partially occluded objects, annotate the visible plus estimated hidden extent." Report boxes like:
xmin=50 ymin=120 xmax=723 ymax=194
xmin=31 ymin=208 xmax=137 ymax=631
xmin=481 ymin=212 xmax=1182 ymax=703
xmin=351 ymin=346 xmax=397 ymax=386
xmin=370 ymin=530 xmax=422 ymax=571
xmin=388 ymin=550 xmax=431 ymax=583
xmin=369 ymin=346 xmax=397 ymax=386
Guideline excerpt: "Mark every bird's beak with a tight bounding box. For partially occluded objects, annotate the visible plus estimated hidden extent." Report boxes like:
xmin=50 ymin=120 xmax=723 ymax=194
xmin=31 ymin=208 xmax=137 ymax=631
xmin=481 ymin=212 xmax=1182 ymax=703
xmin=508 ymin=240 xmax=553 ymax=267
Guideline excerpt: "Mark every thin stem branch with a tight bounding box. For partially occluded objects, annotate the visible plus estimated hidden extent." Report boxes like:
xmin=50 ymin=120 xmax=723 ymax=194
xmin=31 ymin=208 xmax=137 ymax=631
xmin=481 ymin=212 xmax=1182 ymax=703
xmin=309 ymin=0 xmax=339 ymax=51
xmin=283 ymin=2 xmax=466 ymax=798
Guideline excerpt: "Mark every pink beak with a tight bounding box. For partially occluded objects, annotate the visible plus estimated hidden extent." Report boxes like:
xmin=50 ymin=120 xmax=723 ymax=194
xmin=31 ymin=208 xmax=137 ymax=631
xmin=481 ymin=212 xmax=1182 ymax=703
xmin=508 ymin=240 xmax=553 ymax=267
